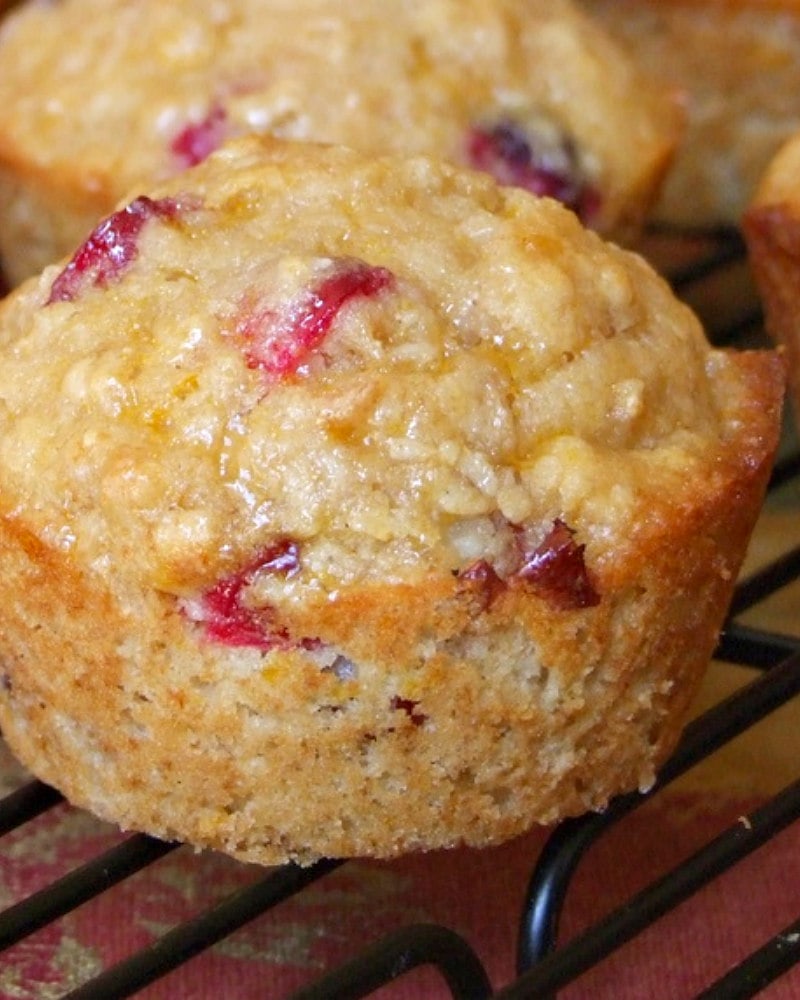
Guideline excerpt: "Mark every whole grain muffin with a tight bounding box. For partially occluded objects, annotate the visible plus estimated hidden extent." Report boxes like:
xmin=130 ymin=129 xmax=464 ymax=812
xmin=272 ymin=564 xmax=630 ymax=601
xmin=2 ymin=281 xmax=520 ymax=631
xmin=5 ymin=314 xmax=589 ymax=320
xmin=744 ymin=131 xmax=800 ymax=426
xmin=0 ymin=137 xmax=783 ymax=865
xmin=0 ymin=0 xmax=681 ymax=286
xmin=582 ymin=0 xmax=800 ymax=229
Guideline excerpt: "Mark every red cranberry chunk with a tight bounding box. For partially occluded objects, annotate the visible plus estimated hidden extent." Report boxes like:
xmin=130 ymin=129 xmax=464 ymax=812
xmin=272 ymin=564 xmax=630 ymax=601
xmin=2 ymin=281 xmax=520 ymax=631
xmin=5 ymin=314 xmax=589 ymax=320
xmin=466 ymin=119 xmax=599 ymax=222
xmin=459 ymin=558 xmax=507 ymax=612
xmin=183 ymin=539 xmax=304 ymax=650
xmin=237 ymin=258 xmax=395 ymax=379
xmin=517 ymin=518 xmax=600 ymax=610
xmin=47 ymin=196 xmax=183 ymax=304
xmin=171 ymin=104 xmax=228 ymax=169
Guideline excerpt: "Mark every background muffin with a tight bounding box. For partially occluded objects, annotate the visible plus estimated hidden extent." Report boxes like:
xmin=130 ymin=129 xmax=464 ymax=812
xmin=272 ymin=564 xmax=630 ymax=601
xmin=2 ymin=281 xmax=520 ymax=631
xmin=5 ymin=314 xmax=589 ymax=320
xmin=583 ymin=0 xmax=800 ymax=229
xmin=745 ymin=131 xmax=800 ymax=427
xmin=0 ymin=0 xmax=682 ymax=285
xmin=0 ymin=137 xmax=783 ymax=865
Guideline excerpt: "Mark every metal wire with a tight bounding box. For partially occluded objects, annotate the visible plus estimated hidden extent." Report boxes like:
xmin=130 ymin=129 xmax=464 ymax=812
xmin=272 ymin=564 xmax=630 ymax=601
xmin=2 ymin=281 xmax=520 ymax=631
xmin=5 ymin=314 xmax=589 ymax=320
xmin=696 ymin=918 xmax=800 ymax=1000
xmin=62 ymin=860 xmax=344 ymax=1000
xmin=289 ymin=924 xmax=494 ymax=1000
xmin=502 ymin=780 xmax=800 ymax=1000
xmin=515 ymin=654 xmax=800 ymax=976
xmin=0 ymin=834 xmax=176 ymax=952
xmin=0 ymin=779 xmax=62 ymax=837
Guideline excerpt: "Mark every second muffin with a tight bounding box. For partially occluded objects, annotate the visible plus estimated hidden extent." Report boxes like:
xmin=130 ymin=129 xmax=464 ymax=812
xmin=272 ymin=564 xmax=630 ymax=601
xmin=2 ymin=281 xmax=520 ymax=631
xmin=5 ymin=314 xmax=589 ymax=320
xmin=0 ymin=0 xmax=681 ymax=284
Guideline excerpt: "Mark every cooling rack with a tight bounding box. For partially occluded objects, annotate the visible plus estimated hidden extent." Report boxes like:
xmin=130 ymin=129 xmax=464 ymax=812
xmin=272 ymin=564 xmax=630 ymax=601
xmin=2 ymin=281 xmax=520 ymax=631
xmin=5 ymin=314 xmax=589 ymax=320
xmin=0 ymin=229 xmax=798 ymax=999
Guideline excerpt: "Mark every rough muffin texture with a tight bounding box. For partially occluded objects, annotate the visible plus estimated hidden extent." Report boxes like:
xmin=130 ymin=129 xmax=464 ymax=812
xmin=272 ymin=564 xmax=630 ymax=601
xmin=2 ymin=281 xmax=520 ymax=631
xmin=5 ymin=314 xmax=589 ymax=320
xmin=583 ymin=0 xmax=800 ymax=228
xmin=0 ymin=137 xmax=784 ymax=865
xmin=744 ymin=131 xmax=800 ymax=427
xmin=0 ymin=0 xmax=681 ymax=285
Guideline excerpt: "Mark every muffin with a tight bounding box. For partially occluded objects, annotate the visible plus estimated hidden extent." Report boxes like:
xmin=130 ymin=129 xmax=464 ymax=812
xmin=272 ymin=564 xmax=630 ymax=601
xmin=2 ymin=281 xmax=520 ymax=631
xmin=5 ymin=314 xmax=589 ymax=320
xmin=582 ymin=0 xmax=800 ymax=229
xmin=744 ymin=132 xmax=800 ymax=424
xmin=0 ymin=0 xmax=682 ymax=286
xmin=0 ymin=137 xmax=783 ymax=865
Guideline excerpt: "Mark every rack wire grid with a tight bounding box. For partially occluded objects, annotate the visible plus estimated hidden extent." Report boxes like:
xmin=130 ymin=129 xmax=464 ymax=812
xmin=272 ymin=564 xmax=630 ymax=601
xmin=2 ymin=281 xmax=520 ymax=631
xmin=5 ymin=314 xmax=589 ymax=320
xmin=0 ymin=227 xmax=798 ymax=999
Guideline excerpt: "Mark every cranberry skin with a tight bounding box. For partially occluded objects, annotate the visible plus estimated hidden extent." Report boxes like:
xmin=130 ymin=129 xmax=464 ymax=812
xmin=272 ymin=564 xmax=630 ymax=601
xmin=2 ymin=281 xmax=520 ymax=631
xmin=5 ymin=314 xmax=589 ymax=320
xmin=238 ymin=258 xmax=395 ymax=379
xmin=47 ymin=196 xmax=183 ymax=304
xmin=186 ymin=539 xmax=302 ymax=650
xmin=389 ymin=695 xmax=427 ymax=727
xmin=171 ymin=104 xmax=227 ymax=168
xmin=466 ymin=120 xmax=599 ymax=222
xmin=517 ymin=518 xmax=600 ymax=610
xmin=459 ymin=559 xmax=507 ymax=611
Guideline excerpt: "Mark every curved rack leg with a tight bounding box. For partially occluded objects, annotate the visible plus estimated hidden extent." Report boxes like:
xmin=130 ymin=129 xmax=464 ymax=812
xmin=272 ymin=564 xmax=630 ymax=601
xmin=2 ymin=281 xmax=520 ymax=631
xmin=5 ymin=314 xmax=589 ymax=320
xmin=516 ymin=652 xmax=800 ymax=978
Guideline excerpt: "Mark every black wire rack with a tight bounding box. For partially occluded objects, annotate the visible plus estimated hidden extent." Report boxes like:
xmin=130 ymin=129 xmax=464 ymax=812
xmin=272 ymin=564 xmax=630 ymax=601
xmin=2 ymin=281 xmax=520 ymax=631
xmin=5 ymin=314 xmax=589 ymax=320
xmin=0 ymin=229 xmax=798 ymax=999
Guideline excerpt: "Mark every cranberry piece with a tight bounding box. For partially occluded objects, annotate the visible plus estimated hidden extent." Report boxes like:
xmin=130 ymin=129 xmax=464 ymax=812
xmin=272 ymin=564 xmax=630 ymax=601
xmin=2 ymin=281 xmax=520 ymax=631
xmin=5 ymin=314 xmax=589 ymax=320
xmin=171 ymin=104 xmax=228 ymax=168
xmin=517 ymin=518 xmax=600 ymax=610
xmin=389 ymin=695 xmax=427 ymax=727
xmin=183 ymin=539 xmax=302 ymax=650
xmin=47 ymin=196 xmax=183 ymax=304
xmin=466 ymin=120 xmax=599 ymax=222
xmin=459 ymin=559 xmax=507 ymax=611
xmin=237 ymin=258 xmax=395 ymax=379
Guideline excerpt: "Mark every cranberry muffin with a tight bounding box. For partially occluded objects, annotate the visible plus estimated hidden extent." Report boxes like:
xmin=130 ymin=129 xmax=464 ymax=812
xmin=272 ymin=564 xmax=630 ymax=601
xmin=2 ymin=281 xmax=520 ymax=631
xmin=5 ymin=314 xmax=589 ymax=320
xmin=744 ymin=131 xmax=800 ymax=426
xmin=0 ymin=0 xmax=681 ymax=285
xmin=0 ymin=137 xmax=782 ymax=864
xmin=583 ymin=0 xmax=800 ymax=228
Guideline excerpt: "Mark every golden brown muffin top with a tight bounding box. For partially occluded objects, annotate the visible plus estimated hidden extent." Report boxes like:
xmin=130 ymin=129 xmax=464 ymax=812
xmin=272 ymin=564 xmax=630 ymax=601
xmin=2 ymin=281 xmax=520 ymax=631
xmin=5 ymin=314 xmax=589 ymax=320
xmin=0 ymin=138 xmax=771 ymax=623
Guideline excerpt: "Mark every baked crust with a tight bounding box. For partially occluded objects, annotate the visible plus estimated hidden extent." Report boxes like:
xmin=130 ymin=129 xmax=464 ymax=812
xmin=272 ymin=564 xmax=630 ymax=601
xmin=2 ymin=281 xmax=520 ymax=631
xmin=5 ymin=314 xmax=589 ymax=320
xmin=0 ymin=138 xmax=783 ymax=864
xmin=0 ymin=0 xmax=681 ymax=284
xmin=744 ymin=133 xmax=800 ymax=425
xmin=582 ymin=0 xmax=800 ymax=228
